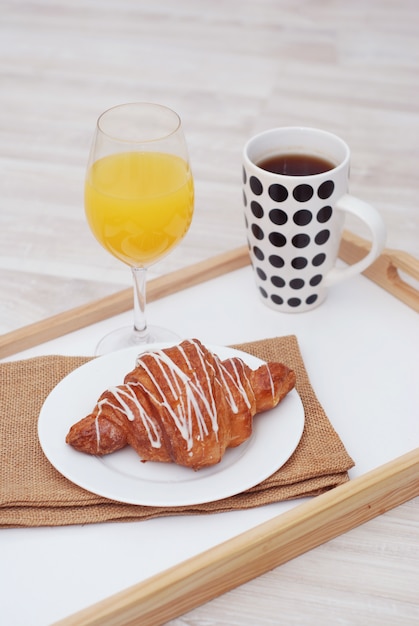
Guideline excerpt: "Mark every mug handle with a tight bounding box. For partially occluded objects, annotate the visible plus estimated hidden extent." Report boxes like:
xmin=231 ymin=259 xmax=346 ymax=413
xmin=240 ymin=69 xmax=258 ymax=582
xmin=323 ymin=194 xmax=387 ymax=287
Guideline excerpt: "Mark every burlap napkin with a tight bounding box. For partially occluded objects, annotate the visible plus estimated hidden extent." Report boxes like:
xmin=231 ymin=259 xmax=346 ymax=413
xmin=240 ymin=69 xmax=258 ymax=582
xmin=0 ymin=335 xmax=354 ymax=528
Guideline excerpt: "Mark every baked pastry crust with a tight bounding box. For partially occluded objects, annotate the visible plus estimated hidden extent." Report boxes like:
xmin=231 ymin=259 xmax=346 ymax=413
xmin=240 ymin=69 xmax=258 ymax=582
xmin=66 ymin=339 xmax=296 ymax=470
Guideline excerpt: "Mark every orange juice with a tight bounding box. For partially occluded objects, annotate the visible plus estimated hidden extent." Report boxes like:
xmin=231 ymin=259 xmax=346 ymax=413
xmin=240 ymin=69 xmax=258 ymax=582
xmin=85 ymin=151 xmax=194 ymax=266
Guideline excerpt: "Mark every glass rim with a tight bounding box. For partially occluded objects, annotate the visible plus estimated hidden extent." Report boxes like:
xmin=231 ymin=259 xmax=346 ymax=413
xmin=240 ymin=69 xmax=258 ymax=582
xmin=96 ymin=102 xmax=182 ymax=144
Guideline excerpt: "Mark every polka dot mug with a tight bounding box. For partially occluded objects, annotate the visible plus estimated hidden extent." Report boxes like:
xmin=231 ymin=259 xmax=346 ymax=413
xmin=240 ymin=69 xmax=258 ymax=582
xmin=243 ymin=127 xmax=387 ymax=312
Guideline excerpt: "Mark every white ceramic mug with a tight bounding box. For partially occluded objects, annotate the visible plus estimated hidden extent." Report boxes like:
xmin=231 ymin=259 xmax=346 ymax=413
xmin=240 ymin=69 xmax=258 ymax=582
xmin=242 ymin=127 xmax=387 ymax=312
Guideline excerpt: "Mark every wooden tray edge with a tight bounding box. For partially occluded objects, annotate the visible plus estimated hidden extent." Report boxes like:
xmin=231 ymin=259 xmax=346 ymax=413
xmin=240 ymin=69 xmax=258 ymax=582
xmin=0 ymin=246 xmax=249 ymax=359
xmin=1 ymin=230 xmax=418 ymax=360
xmin=55 ymin=447 xmax=419 ymax=626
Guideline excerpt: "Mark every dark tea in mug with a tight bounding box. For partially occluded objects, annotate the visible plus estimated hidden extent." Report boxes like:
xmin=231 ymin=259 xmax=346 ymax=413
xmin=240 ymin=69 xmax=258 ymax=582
xmin=257 ymin=153 xmax=335 ymax=176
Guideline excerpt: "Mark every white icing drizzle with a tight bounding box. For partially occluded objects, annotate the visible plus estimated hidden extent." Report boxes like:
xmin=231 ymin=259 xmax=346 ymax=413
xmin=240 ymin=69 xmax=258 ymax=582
xmin=266 ymin=364 xmax=275 ymax=400
xmin=134 ymin=347 xmax=213 ymax=450
xmin=95 ymin=339 xmax=267 ymax=454
xmin=218 ymin=358 xmax=254 ymax=412
xmin=178 ymin=341 xmax=218 ymax=426
xmin=94 ymin=414 xmax=101 ymax=453
xmin=96 ymin=384 xmax=162 ymax=451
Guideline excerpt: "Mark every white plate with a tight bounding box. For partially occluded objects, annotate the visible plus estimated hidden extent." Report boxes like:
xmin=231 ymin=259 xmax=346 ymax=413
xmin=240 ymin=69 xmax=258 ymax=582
xmin=38 ymin=344 xmax=305 ymax=507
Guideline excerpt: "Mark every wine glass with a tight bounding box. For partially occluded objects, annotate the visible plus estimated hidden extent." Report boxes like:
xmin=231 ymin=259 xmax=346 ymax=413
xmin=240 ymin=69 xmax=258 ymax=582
xmin=84 ymin=102 xmax=194 ymax=354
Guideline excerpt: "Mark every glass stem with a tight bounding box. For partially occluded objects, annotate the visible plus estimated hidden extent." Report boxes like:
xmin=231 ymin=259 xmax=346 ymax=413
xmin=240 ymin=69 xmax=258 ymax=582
xmin=131 ymin=266 xmax=149 ymax=342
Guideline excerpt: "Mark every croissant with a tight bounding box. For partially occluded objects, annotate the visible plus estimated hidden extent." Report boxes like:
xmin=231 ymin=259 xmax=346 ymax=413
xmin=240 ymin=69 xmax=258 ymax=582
xmin=66 ymin=339 xmax=296 ymax=470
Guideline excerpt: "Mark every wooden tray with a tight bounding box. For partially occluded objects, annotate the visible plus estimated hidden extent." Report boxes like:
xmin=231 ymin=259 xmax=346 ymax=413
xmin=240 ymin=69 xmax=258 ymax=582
xmin=2 ymin=231 xmax=418 ymax=626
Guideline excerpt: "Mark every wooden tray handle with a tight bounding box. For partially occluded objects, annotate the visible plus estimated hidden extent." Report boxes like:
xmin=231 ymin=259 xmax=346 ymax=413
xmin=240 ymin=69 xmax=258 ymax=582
xmin=339 ymin=230 xmax=419 ymax=312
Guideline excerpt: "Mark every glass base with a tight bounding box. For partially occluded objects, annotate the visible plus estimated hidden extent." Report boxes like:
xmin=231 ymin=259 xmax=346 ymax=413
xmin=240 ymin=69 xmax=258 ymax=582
xmin=94 ymin=325 xmax=181 ymax=356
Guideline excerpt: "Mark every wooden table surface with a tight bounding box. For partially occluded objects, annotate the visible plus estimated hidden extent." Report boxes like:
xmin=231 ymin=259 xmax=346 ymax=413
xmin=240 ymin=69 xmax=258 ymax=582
xmin=1 ymin=1 xmax=418 ymax=624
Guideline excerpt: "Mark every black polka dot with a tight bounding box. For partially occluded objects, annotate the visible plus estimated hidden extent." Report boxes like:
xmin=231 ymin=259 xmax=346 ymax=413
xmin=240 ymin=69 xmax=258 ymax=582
xmin=269 ymin=232 xmax=287 ymax=247
xmin=318 ymin=180 xmax=334 ymax=199
xmin=269 ymin=208 xmax=288 ymax=225
xmin=309 ymin=274 xmax=323 ymax=286
xmin=259 ymin=287 xmax=268 ymax=298
xmin=290 ymin=278 xmax=305 ymax=289
xmin=293 ymin=184 xmax=313 ymax=202
xmin=244 ymin=215 xmax=248 ymax=229
xmin=251 ymin=224 xmax=264 ymax=240
xmin=269 ymin=254 xmax=285 ymax=268
xmin=256 ymin=267 xmax=267 ymax=280
xmin=268 ymin=184 xmax=288 ymax=202
xmin=250 ymin=176 xmax=263 ymax=195
xmin=306 ymin=294 xmax=318 ymax=305
xmin=312 ymin=253 xmax=326 ymax=266
xmin=253 ymin=246 xmax=264 ymax=261
xmin=242 ymin=167 xmax=247 ymax=184
xmin=292 ymin=233 xmax=310 ymax=248
xmin=271 ymin=294 xmax=284 ymax=305
xmin=243 ymin=190 xmax=247 ymax=207
xmin=293 ymin=209 xmax=312 ymax=226
xmin=251 ymin=201 xmax=264 ymax=218
xmin=315 ymin=229 xmax=330 ymax=245
xmin=317 ymin=205 xmax=333 ymax=223
xmin=271 ymin=276 xmax=285 ymax=288
xmin=288 ymin=298 xmax=302 ymax=307
xmin=291 ymin=257 xmax=308 ymax=269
